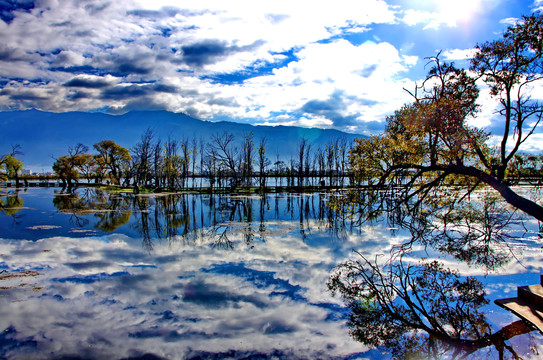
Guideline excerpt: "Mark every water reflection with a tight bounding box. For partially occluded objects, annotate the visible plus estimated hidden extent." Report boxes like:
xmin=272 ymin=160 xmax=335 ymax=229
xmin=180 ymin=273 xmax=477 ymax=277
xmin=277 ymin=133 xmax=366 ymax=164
xmin=330 ymin=186 xmax=543 ymax=358
xmin=0 ymin=188 xmax=374 ymax=359
xmin=0 ymin=190 xmax=24 ymax=217
xmin=329 ymin=253 xmax=537 ymax=359
xmin=335 ymin=187 xmax=535 ymax=272
xmin=50 ymin=189 xmax=352 ymax=249
xmin=54 ymin=188 xmax=132 ymax=231
xmin=0 ymin=187 xmax=542 ymax=359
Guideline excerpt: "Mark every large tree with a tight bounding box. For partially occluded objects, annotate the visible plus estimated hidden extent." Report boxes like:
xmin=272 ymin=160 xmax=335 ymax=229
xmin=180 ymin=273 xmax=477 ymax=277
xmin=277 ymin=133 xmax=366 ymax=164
xmin=93 ymin=140 xmax=132 ymax=185
xmin=52 ymin=143 xmax=89 ymax=189
xmin=349 ymin=13 xmax=543 ymax=221
xmin=1 ymin=144 xmax=23 ymax=186
xmin=209 ymin=132 xmax=241 ymax=188
xmin=131 ymin=128 xmax=155 ymax=188
xmin=3 ymin=155 xmax=23 ymax=186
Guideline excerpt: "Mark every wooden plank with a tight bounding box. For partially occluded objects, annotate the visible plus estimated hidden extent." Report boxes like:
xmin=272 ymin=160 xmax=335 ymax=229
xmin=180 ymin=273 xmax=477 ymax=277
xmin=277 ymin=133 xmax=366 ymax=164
xmin=495 ymin=297 xmax=543 ymax=334
xmin=519 ymin=285 xmax=543 ymax=308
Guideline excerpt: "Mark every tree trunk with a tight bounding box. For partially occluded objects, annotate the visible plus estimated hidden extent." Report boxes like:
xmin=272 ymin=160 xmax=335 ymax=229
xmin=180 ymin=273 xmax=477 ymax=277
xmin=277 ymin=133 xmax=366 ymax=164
xmin=448 ymin=165 xmax=543 ymax=222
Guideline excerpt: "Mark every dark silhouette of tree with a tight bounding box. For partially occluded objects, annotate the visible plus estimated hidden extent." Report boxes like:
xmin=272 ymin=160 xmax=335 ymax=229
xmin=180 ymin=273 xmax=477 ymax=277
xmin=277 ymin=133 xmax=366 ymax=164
xmin=326 ymin=140 xmax=336 ymax=185
xmin=202 ymin=144 xmax=218 ymax=189
xmin=191 ymin=137 xmax=198 ymax=187
xmin=329 ymin=255 xmax=532 ymax=359
xmin=257 ymin=136 xmax=270 ymax=188
xmin=210 ymin=132 xmax=240 ymax=189
xmin=152 ymin=138 xmax=163 ymax=189
xmin=131 ymin=128 xmax=155 ymax=188
xmin=241 ymin=132 xmax=254 ymax=186
xmin=179 ymin=137 xmax=190 ymax=188
xmin=296 ymin=138 xmax=309 ymax=186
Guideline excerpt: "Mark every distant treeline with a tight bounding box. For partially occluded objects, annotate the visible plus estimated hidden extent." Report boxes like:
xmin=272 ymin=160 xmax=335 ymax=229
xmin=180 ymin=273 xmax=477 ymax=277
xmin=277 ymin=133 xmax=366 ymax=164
xmin=47 ymin=129 xmax=353 ymax=190
xmin=2 ymin=130 xmax=542 ymax=190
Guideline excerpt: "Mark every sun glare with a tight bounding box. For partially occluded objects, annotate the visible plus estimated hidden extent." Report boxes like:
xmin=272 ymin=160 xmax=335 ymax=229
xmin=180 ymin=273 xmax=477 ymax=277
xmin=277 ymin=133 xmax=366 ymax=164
xmin=436 ymin=0 xmax=482 ymax=24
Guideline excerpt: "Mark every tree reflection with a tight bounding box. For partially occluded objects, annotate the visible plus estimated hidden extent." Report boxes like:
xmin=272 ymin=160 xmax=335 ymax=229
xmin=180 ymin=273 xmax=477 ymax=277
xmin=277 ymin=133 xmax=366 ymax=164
xmin=1 ymin=192 xmax=24 ymax=216
xmin=333 ymin=186 xmax=525 ymax=271
xmin=0 ymin=191 xmax=25 ymax=226
xmin=53 ymin=188 xmax=132 ymax=232
xmin=329 ymin=183 xmax=543 ymax=358
xmin=328 ymin=253 xmax=536 ymax=359
xmin=128 ymin=192 xmax=350 ymax=249
xmin=131 ymin=195 xmax=153 ymax=251
xmin=51 ymin=188 xmax=350 ymax=250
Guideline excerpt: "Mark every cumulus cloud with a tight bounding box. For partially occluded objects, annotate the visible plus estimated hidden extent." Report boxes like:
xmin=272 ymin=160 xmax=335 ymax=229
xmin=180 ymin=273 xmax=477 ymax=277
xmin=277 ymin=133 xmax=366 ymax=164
xmin=0 ymin=0 xmax=409 ymax=133
xmin=300 ymin=91 xmax=366 ymax=128
xmin=442 ymin=48 xmax=477 ymax=61
xmin=0 ymin=0 xmax=536 ymax=136
xmin=63 ymin=75 xmax=113 ymax=89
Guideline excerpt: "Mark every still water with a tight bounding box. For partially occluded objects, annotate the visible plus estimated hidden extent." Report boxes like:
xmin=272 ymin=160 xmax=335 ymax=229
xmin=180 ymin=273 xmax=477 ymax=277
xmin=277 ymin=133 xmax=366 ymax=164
xmin=0 ymin=187 xmax=542 ymax=359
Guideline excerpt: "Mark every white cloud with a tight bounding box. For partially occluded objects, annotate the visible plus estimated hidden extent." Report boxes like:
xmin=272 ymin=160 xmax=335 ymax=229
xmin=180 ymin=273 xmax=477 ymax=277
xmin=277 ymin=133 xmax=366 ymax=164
xmin=0 ymin=0 xmax=407 ymax=132
xmin=487 ymin=133 xmax=543 ymax=154
xmin=400 ymin=0 xmax=496 ymax=29
xmin=500 ymin=17 xmax=519 ymax=25
xmin=442 ymin=48 xmax=477 ymax=61
xmin=402 ymin=9 xmax=455 ymax=28
xmin=0 ymin=201 xmax=395 ymax=358
xmin=1 ymin=0 xmax=530 ymax=135
xmin=204 ymin=40 xmax=416 ymax=131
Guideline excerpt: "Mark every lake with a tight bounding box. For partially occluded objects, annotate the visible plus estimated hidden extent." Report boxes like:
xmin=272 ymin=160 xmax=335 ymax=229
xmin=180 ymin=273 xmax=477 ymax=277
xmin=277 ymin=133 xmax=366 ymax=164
xmin=0 ymin=187 xmax=542 ymax=359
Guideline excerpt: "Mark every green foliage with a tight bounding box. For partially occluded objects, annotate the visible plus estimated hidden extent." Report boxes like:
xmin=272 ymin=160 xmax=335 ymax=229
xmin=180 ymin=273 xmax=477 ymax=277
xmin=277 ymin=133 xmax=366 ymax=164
xmin=3 ymin=155 xmax=23 ymax=179
xmin=53 ymin=153 xmax=89 ymax=185
xmin=1 ymin=194 xmax=24 ymax=216
xmin=94 ymin=140 xmax=132 ymax=185
xmin=52 ymin=189 xmax=132 ymax=232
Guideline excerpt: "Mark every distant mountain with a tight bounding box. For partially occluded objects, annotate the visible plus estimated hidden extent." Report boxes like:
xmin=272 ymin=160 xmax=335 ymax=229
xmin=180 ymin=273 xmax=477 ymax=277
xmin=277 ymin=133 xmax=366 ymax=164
xmin=0 ymin=109 xmax=363 ymax=172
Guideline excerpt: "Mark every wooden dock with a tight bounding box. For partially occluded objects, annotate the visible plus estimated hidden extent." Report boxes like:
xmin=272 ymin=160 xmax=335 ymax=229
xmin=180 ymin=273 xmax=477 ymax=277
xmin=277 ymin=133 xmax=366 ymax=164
xmin=495 ymin=275 xmax=543 ymax=333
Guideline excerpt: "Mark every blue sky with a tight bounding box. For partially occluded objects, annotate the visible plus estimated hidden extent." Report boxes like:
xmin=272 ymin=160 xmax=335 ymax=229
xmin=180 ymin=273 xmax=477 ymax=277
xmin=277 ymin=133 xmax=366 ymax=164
xmin=0 ymin=0 xmax=542 ymax=144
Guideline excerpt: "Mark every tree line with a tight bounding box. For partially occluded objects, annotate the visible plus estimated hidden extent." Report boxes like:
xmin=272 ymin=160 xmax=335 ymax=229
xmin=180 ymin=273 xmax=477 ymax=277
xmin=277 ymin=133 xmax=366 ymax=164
xmin=49 ymin=130 xmax=353 ymax=191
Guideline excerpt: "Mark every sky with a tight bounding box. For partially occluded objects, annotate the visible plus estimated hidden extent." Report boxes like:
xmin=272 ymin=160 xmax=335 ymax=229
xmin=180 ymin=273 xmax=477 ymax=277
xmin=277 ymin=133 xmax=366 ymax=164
xmin=0 ymin=0 xmax=542 ymax=143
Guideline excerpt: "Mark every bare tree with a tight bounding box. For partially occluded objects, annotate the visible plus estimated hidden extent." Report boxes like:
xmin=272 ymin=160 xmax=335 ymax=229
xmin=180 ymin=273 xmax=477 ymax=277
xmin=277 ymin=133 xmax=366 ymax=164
xmin=152 ymin=139 xmax=163 ymax=188
xmin=209 ymin=132 xmax=240 ymax=189
xmin=164 ymin=136 xmax=181 ymax=189
xmin=240 ymin=132 xmax=254 ymax=186
xmin=131 ymin=128 xmax=155 ymax=188
xmin=296 ymin=138 xmax=309 ymax=186
xmin=191 ymin=137 xmax=198 ymax=187
xmin=257 ymin=136 xmax=270 ymax=188
xmin=180 ymin=137 xmax=190 ymax=188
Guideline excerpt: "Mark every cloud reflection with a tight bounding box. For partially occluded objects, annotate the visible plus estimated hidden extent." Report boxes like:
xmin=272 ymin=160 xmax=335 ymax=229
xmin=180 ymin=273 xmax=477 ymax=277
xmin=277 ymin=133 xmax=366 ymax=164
xmin=1 ymin=189 xmax=542 ymax=359
xmin=0 ymin=227 xmax=375 ymax=358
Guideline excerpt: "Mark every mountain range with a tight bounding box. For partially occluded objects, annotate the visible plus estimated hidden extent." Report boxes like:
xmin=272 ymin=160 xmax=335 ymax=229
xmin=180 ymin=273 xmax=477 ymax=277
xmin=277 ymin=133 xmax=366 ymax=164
xmin=0 ymin=109 xmax=363 ymax=172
